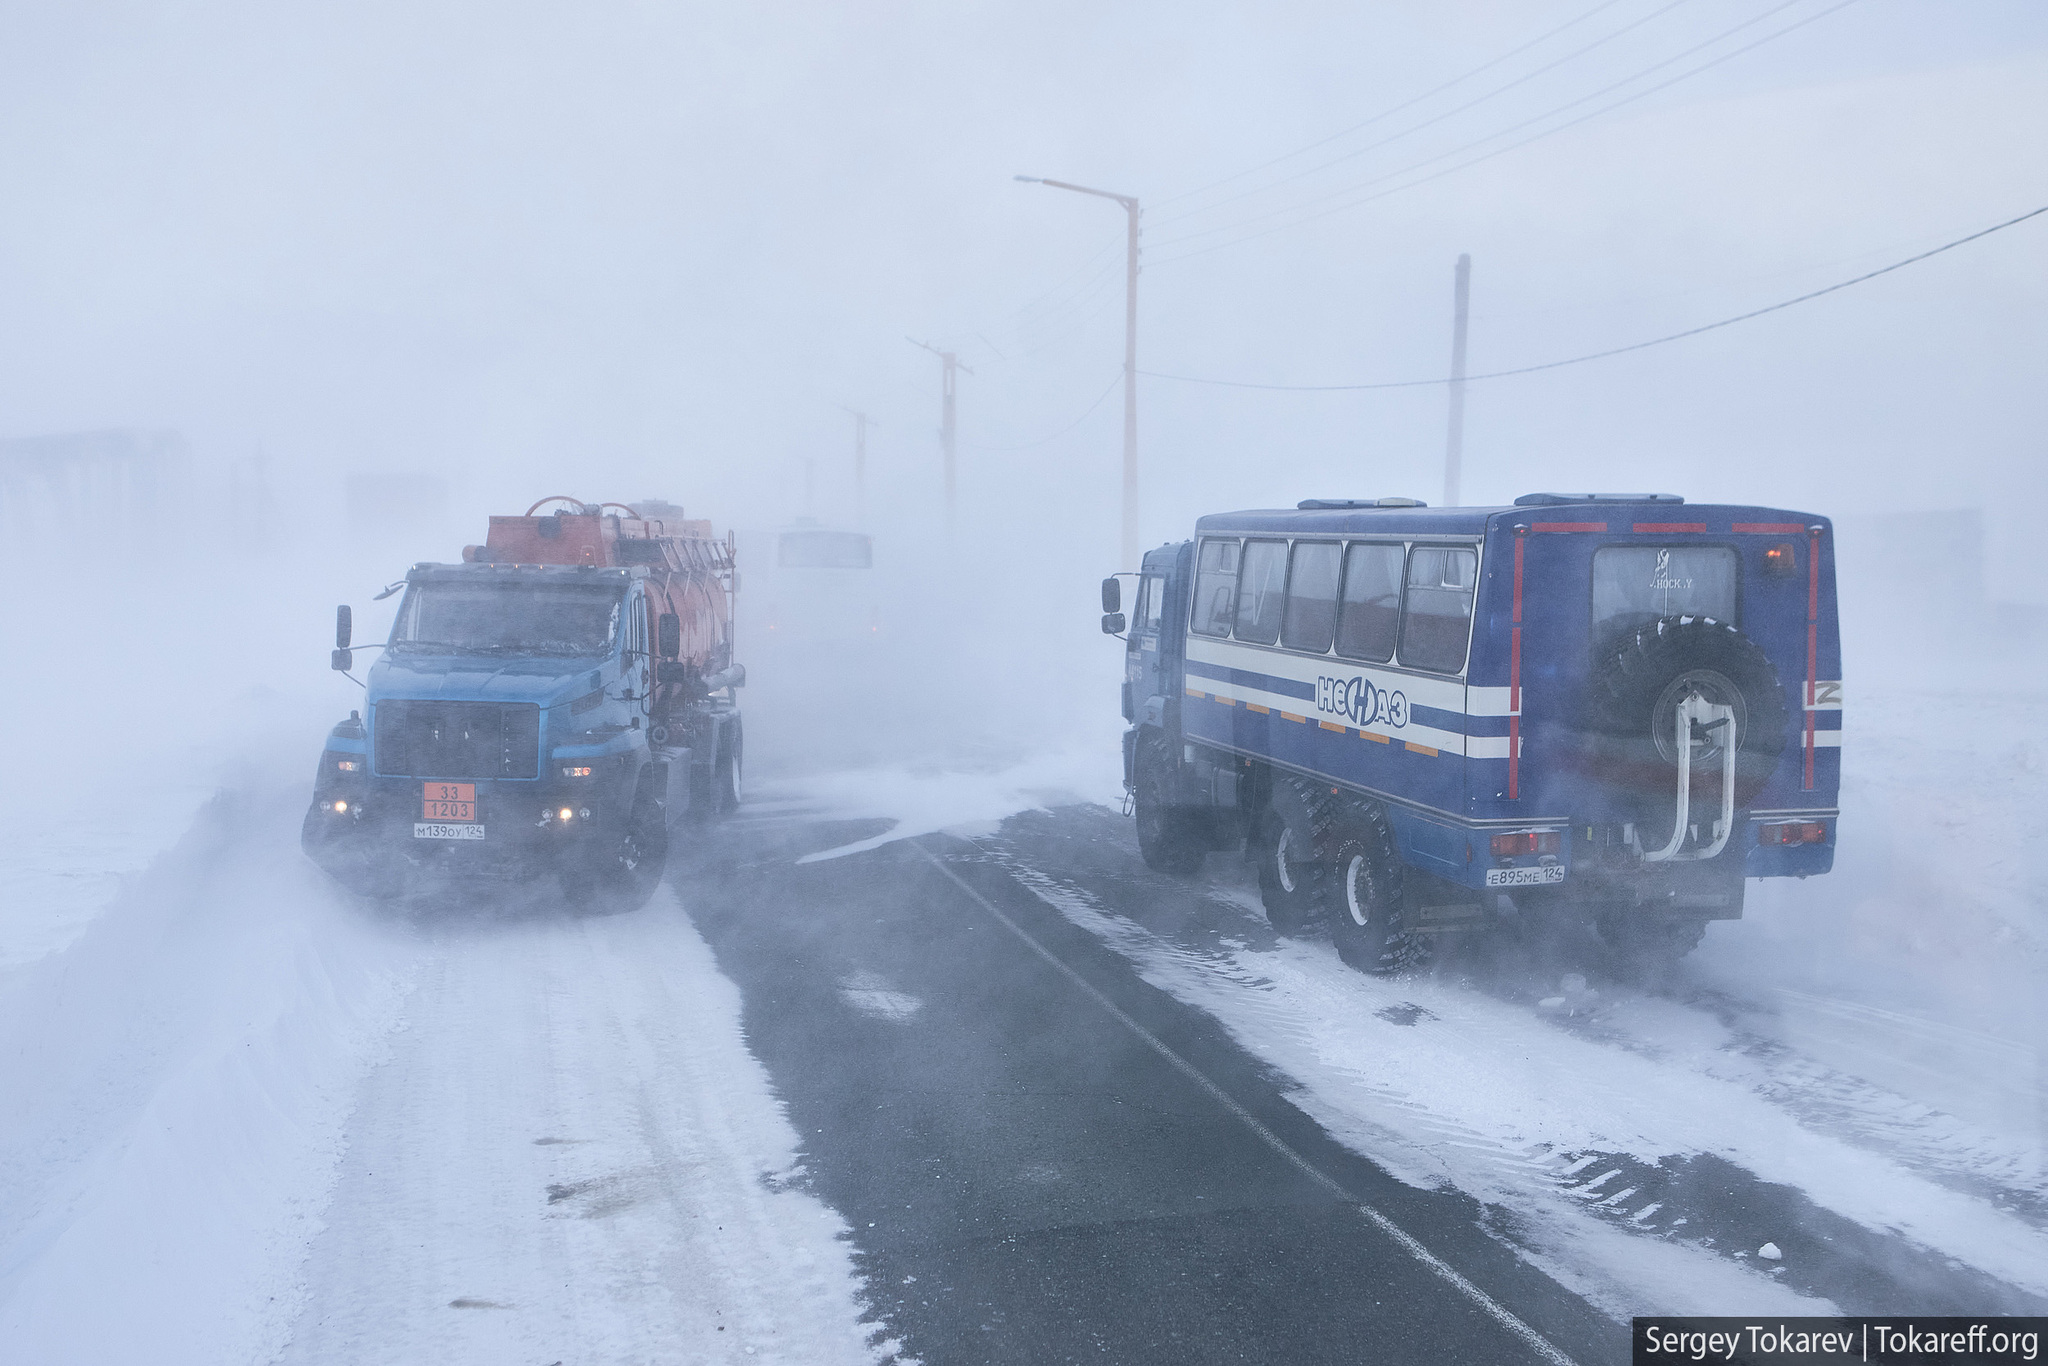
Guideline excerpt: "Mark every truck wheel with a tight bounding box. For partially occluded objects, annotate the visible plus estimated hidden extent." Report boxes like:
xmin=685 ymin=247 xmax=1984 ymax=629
xmin=577 ymin=781 xmax=669 ymax=910
xmin=1252 ymin=810 xmax=1320 ymax=935
xmin=1325 ymin=806 xmax=1426 ymax=974
xmin=1133 ymin=734 xmax=1205 ymax=875
xmin=717 ymin=722 xmax=743 ymax=813
xmin=1596 ymin=912 xmax=1706 ymax=980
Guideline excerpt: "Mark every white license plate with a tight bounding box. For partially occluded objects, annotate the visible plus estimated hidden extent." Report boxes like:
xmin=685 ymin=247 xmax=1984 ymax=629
xmin=415 ymin=822 xmax=486 ymax=841
xmin=1485 ymin=864 xmax=1565 ymax=887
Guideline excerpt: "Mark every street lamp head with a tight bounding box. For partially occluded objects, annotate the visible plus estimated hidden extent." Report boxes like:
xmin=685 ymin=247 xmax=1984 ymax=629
xmin=1013 ymin=175 xmax=1042 ymax=183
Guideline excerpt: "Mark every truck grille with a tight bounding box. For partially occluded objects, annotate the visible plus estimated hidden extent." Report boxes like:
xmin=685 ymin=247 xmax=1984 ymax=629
xmin=373 ymin=700 xmax=540 ymax=780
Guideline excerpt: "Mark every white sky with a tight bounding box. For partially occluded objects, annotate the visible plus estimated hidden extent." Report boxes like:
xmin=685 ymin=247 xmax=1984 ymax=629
xmin=1 ymin=0 xmax=2042 ymax=586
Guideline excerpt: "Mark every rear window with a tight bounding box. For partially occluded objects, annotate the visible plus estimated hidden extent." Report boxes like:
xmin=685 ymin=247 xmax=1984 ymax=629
xmin=1399 ymin=546 xmax=1477 ymax=674
xmin=1233 ymin=539 xmax=1288 ymax=644
xmin=1335 ymin=542 xmax=1403 ymax=662
xmin=778 ymin=530 xmax=872 ymax=568
xmin=1593 ymin=546 xmax=1738 ymax=639
xmin=1191 ymin=539 xmax=1239 ymax=637
xmin=1280 ymin=541 xmax=1341 ymax=653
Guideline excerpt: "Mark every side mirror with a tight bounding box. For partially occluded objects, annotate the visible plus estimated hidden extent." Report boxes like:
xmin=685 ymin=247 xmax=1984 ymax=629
xmin=331 ymin=648 xmax=354 ymax=672
xmin=336 ymin=604 xmax=353 ymax=649
xmin=1101 ymin=577 xmax=1121 ymax=613
xmin=1101 ymin=612 xmax=1127 ymax=635
xmin=657 ymin=660 xmax=692 ymax=685
xmin=658 ymin=612 xmax=681 ymax=659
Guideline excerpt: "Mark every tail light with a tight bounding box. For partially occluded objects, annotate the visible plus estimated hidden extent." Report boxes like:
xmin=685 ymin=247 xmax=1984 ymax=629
xmin=1759 ymin=821 xmax=1826 ymax=845
xmin=1490 ymin=830 xmax=1561 ymax=858
xmin=1762 ymin=543 xmax=1798 ymax=577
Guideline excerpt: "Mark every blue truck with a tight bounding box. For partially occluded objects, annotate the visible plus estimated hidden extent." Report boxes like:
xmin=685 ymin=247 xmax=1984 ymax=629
xmin=1103 ymin=493 xmax=1839 ymax=972
xmin=303 ymin=498 xmax=744 ymax=906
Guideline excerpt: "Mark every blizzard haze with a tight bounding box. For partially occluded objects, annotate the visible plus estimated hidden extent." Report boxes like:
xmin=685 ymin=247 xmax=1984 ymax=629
xmin=2 ymin=2 xmax=2046 ymax=1361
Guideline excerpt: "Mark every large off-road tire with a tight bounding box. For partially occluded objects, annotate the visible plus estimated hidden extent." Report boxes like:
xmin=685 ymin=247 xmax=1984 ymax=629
xmin=1252 ymin=809 xmax=1320 ymax=935
xmin=716 ymin=720 xmax=743 ymax=814
xmin=1596 ymin=911 xmax=1707 ymax=981
xmin=1585 ymin=617 xmax=1789 ymax=811
xmin=571 ymin=779 xmax=669 ymax=911
xmin=1132 ymin=733 xmax=1206 ymax=875
xmin=1324 ymin=804 xmax=1427 ymax=974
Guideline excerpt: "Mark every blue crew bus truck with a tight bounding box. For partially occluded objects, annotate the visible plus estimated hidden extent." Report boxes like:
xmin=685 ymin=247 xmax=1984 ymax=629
xmin=1103 ymin=494 xmax=1839 ymax=972
xmin=303 ymin=498 xmax=745 ymax=905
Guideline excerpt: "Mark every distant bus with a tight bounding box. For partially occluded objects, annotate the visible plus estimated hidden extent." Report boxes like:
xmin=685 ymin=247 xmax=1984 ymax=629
xmin=738 ymin=520 xmax=881 ymax=648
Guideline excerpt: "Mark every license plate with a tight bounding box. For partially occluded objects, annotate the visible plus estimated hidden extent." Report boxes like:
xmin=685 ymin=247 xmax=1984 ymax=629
xmin=1485 ymin=864 xmax=1566 ymax=887
xmin=415 ymin=822 xmax=486 ymax=840
xmin=422 ymin=782 xmax=476 ymax=822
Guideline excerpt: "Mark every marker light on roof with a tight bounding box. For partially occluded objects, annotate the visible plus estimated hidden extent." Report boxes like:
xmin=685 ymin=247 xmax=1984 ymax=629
xmin=1763 ymin=542 xmax=1798 ymax=577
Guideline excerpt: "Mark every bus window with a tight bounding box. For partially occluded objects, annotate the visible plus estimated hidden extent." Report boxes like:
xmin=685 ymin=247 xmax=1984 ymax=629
xmin=1335 ymin=542 xmax=1402 ymax=662
xmin=1233 ymin=539 xmax=1288 ymax=645
xmin=1399 ymin=546 xmax=1477 ymax=674
xmin=1593 ymin=545 xmax=1737 ymax=640
xmin=1191 ymin=539 xmax=1240 ymax=637
xmin=1281 ymin=541 xmax=1341 ymax=654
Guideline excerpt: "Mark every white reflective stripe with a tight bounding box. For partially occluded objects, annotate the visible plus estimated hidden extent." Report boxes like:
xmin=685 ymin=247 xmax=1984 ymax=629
xmin=1185 ymin=636 xmax=1468 ymax=712
xmin=1467 ymin=735 xmax=1519 ymax=760
xmin=1810 ymin=730 xmax=1841 ymax=748
xmin=1466 ymin=685 xmax=1516 ymax=717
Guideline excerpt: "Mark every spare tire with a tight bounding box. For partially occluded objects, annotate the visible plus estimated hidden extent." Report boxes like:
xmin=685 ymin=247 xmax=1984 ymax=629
xmin=1585 ymin=617 xmax=1789 ymax=810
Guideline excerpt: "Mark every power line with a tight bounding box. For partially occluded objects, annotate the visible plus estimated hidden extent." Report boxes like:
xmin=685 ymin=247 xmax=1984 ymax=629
xmin=1149 ymin=0 xmax=1840 ymax=262
xmin=1153 ymin=0 xmax=1693 ymax=230
xmin=1154 ymin=0 xmax=1635 ymax=211
xmin=1140 ymin=204 xmax=2048 ymax=392
xmin=965 ymin=371 xmax=1126 ymax=451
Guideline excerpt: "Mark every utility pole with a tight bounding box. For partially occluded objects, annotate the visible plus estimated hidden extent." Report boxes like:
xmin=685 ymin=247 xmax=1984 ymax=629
xmin=852 ymin=411 xmax=869 ymax=528
xmin=1444 ymin=253 xmax=1472 ymax=508
xmin=1015 ymin=175 xmax=1141 ymax=566
xmin=909 ymin=340 xmax=972 ymax=531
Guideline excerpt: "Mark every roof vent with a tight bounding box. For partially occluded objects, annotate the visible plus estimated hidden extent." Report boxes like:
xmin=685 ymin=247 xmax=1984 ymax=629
xmin=1514 ymin=492 xmax=1684 ymax=506
xmin=1296 ymin=497 xmax=1429 ymax=510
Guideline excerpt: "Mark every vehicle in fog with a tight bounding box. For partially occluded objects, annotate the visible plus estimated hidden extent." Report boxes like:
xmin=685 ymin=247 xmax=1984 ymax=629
xmin=303 ymin=497 xmax=745 ymax=904
xmin=737 ymin=519 xmax=879 ymax=651
xmin=1105 ymin=493 xmax=1839 ymax=971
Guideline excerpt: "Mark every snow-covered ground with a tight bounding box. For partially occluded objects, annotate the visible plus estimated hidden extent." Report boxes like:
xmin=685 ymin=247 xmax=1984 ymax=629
xmin=0 ymin=559 xmax=885 ymax=1366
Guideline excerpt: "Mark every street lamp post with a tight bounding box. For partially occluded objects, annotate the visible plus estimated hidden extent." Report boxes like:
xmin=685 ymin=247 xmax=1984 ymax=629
xmin=1015 ymin=175 xmax=1140 ymax=568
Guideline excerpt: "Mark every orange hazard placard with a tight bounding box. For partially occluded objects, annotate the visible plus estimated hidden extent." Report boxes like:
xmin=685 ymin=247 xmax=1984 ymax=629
xmin=423 ymin=782 xmax=477 ymax=821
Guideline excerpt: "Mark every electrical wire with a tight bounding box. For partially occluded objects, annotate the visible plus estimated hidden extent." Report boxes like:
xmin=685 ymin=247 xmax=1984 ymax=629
xmin=1149 ymin=0 xmax=1840 ymax=260
xmin=1154 ymin=0 xmax=1635 ymax=211
xmin=966 ymin=371 xmax=1126 ymax=451
xmin=1152 ymin=0 xmax=1694 ymax=230
xmin=1139 ymin=203 xmax=2048 ymax=391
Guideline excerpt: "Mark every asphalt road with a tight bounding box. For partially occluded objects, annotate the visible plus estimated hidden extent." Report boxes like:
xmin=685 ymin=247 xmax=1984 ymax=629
xmin=676 ymin=812 xmax=1621 ymax=1366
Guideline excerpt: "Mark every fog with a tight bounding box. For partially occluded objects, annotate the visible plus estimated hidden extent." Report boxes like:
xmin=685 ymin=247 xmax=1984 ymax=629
xmin=3 ymin=1 xmax=2046 ymax=1356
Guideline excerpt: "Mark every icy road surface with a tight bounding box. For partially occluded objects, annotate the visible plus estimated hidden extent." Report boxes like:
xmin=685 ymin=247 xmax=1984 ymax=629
xmin=0 ymin=784 xmax=881 ymax=1366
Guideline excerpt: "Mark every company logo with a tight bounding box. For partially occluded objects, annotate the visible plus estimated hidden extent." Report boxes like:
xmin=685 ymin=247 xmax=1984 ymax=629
xmin=1316 ymin=674 xmax=1407 ymax=730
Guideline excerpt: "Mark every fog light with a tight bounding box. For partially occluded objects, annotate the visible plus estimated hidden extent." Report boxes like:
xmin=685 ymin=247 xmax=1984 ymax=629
xmin=335 ymin=760 xmax=359 ymax=772
xmin=331 ymin=799 xmax=349 ymax=813
xmin=559 ymin=807 xmax=574 ymax=822
xmin=1759 ymin=821 xmax=1826 ymax=845
xmin=579 ymin=807 xmax=591 ymax=820
xmin=1490 ymin=830 xmax=1560 ymax=858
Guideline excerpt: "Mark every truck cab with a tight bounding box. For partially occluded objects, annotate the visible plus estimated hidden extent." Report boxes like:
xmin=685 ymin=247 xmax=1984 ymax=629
xmin=1109 ymin=494 xmax=1839 ymax=973
xmin=303 ymin=500 xmax=743 ymax=905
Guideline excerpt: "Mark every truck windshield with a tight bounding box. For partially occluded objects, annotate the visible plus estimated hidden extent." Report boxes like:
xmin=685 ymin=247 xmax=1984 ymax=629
xmin=391 ymin=582 xmax=625 ymax=657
